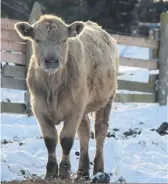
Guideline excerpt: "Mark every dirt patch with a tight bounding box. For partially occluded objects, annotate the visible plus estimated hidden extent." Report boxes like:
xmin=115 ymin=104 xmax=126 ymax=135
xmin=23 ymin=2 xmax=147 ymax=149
xmin=1 ymin=139 xmax=13 ymax=145
xmin=1 ymin=178 xmax=89 ymax=184
xmin=1 ymin=136 xmax=25 ymax=146
xmin=151 ymin=122 xmax=168 ymax=136
xmin=123 ymin=128 xmax=141 ymax=138
xmin=2 ymin=181 xmax=66 ymax=184
xmin=1 ymin=173 xmax=112 ymax=184
xmin=156 ymin=122 xmax=168 ymax=136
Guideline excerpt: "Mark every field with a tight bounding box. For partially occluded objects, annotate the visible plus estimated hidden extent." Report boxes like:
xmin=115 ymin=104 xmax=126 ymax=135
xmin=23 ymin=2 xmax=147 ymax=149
xmin=1 ymin=46 xmax=168 ymax=183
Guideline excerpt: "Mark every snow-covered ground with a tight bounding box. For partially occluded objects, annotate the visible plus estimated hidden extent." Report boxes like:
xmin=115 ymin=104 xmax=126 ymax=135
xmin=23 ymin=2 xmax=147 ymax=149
xmin=1 ymin=46 xmax=168 ymax=183
xmin=1 ymin=104 xmax=168 ymax=182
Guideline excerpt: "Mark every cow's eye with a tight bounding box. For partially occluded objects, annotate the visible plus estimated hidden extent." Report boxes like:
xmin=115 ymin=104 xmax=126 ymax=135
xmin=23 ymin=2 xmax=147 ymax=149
xmin=62 ymin=39 xmax=67 ymax=43
xmin=35 ymin=39 xmax=40 ymax=43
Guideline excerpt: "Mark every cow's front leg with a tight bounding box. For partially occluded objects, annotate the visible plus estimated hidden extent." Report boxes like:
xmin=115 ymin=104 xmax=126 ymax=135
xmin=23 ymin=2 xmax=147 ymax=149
xmin=33 ymin=108 xmax=58 ymax=180
xmin=59 ymin=112 xmax=84 ymax=179
xmin=43 ymin=120 xmax=58 ymax=180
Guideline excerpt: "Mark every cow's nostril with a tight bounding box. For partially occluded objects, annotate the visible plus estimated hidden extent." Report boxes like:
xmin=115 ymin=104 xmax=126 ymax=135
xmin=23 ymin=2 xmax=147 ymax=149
xmin=55 ymin=59 xmax=59 ymax=64
xmin=44 ymin=58 xmax=59 ymax=67
xmin=45 ymin=59 xmax=50 ymax=65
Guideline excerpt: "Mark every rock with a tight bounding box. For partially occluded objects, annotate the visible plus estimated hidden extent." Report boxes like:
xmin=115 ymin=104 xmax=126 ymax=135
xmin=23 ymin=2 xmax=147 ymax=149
xmin=91 ymin=172 xmax=110 ymax=183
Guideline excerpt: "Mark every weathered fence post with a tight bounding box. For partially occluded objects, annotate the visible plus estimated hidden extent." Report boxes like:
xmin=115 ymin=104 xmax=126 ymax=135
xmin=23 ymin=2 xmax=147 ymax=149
xmin=148 ymin=28 xmax=155 ymax=60
xmin=152 ymin=28 xmax=160 ymax=60
xmin=25 ymin=2 xmax=42 ymax=116
xmin=157 ymin=12 xmax=168 ymax=105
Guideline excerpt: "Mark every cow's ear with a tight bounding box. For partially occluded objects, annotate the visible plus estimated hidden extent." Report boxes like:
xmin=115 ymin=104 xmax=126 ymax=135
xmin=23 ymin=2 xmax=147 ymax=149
xmin=15 ymin=22 xmax=34 ymax=40
xmin=68 ymin=21 xmax=84 ymax=37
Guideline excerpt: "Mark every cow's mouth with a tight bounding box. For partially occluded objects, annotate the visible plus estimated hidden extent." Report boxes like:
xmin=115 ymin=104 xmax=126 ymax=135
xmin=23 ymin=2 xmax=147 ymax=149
xmin=44 ymin=68 xmax=59 ymax=75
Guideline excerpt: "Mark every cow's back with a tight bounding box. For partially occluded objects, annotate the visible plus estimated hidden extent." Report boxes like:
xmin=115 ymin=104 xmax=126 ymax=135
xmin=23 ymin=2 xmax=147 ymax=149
xmin=78 ymin=21 xmax=119 ymax=111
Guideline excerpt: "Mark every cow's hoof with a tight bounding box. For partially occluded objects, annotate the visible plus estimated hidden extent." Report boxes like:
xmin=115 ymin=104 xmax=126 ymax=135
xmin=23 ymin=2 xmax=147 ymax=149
xmin=74 ymin=176 xmax=89 ymax=183
xmin=75 ymin=171 xmax=89 ymax=181
xmin=44 ymin=173 xmax=57 ymax=181
xmin=59 ymin=161 xmax=71 ymax=179
xmin=59 ymin=170 xmax=70 ymax=179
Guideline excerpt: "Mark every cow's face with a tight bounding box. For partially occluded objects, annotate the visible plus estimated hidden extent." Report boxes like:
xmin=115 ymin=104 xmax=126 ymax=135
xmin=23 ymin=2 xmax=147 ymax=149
xmin=15 ymin=15 xmax=84 ymax=74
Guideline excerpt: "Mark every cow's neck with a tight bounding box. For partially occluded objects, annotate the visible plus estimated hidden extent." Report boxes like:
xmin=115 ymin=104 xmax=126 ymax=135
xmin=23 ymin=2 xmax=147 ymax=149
xmin=45 ymin=68 xmax=66 ymax=105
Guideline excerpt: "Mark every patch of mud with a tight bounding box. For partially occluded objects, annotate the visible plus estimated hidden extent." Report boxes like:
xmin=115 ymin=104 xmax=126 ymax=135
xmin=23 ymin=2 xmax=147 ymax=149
xmin=1 ymin=139 xmax=13 ymax=145
xmin=107 ymin=132 xmax=115 ymax=138
xmin=1 ymin=138 xmax=25 ymax=146
xmin=123 ymin=128 xmax=141 ymax=138
xmin=155 ymin=122 xmax=168 ymax=136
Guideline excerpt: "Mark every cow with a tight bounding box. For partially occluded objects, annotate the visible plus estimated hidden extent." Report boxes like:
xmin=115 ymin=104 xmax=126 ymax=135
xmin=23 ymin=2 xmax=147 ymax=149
xmin=15 ymin=14 xmax=119 ymax=180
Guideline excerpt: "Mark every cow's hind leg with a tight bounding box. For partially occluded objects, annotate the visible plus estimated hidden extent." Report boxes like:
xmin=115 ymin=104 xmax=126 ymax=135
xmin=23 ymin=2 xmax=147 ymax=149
xmin=77 ymin=114 xmax=90 ymax=179
xmin=34 ymin=112 xmax=58 ymax=180
xmin=93 ymin=97 xmax=112 ymax=175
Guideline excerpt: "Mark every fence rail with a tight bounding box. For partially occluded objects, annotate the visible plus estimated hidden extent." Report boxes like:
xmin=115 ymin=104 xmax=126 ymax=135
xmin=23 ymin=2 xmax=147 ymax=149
xmin=120 ymin=57 xmax=158 ymax=70
xmin=1 ymin=2 xmax=168 ymax=115
xmin=1 ymin=52 xmax=26 ymax=65
xmin=1 ymin=93 xmax=156 ymax=114
xmin=111 ymin=34 xmax=159 ymax=49
xmin=1 ymin=67 xmax=158 ymax=93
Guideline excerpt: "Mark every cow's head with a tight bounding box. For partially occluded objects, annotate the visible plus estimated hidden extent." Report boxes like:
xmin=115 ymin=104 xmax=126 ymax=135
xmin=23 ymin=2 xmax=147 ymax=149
xmin=15 ymin=15 xmax=84 ymax=74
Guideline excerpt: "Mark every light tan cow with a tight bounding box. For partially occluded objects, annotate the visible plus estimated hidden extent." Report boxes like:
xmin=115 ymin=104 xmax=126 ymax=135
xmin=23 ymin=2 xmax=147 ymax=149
xmin=15 ymin=14 xmax=119 ymax=180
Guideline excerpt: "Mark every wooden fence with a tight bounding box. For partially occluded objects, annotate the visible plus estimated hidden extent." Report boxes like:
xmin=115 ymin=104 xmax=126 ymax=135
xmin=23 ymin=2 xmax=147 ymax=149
xmin=1 ymin=2 xmax=168 ymax=115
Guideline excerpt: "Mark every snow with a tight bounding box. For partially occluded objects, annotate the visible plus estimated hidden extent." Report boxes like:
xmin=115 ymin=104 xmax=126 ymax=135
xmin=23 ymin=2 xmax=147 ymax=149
xmin=1 ymin=45 xmax=168 ymax=183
